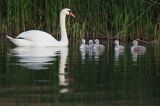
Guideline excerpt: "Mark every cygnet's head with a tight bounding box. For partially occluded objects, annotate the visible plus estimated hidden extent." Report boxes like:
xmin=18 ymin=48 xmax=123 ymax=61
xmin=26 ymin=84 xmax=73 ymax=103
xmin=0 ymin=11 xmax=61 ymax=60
xmin=81 ymin=39 xmax=86 ymax=44
xmin=132 ymin=40 xmax=138 ymax=46
xmin=95 ymin=39 xmax=100 ymax=44
xmin=60 ymin=8 xmax=75 ymax=17
xmin=115 ymin=40 xmax=119 ymax=45
xmin=89 ymin=40 xmax=94 ymax=45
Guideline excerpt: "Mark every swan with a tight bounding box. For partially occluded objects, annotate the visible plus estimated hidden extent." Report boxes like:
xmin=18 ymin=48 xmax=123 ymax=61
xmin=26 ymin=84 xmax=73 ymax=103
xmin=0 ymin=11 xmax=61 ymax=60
xmin=114 ymin=40 xmax=124 ymax=52
xmin=79 ymin=39 xmax=89 ymax=50
xmin=6 ymin=8 xmax=75 ymax=47
xmin=131 ymin=40 xmax=146 ymax=53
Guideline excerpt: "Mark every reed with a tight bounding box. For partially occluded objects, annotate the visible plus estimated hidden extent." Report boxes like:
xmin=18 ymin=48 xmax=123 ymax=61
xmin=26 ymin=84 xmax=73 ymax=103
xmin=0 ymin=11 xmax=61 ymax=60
xmin=0 ymin=0 xmax=159 ymax=41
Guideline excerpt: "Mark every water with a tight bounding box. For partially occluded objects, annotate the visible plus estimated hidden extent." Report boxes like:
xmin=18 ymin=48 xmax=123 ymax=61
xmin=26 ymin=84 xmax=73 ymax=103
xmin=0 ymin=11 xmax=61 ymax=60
xmin=0 ymin=37 xmax=160 ymax=106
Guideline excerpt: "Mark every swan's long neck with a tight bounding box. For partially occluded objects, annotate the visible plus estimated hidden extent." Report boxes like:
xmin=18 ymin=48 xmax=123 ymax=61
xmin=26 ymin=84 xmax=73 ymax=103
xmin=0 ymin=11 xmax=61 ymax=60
xmin=60 ymin=14 xmax=68 ymax=46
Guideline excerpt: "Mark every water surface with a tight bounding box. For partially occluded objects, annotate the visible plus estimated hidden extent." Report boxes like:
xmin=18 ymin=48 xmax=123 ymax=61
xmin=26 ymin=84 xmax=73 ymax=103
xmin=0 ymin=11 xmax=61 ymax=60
xmin=0 ymin=36 xmax=160 ymax=106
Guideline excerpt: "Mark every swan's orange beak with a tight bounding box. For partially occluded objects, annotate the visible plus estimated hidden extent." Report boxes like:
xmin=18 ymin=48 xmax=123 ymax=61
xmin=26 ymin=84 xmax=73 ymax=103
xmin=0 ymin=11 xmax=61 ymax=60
xmin=69 ymin=12 xmax=76 ymax=17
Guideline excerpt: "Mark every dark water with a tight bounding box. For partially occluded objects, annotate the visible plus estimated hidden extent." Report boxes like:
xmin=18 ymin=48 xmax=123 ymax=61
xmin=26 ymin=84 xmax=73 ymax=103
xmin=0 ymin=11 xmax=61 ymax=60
xmin=0 ymin=37 xmax=160 ymax=106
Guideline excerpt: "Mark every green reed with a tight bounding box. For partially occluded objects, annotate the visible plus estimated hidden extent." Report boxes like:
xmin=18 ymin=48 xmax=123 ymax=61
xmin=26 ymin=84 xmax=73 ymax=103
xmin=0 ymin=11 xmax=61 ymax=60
xmin=0 ymin=0 xmax=159 ymax=41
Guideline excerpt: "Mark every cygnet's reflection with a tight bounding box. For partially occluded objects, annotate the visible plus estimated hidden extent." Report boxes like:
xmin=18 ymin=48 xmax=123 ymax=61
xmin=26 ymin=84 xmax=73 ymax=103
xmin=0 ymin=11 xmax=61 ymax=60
xmin=131 ymin=49 xmax=146 ymax=62
xmin=10 ymin=47 xmax=67 ymax=70
xmin=114 ymin=50 xmax=125 ymax=62
xmin=80 ymin=48 xmax=105 ymax=62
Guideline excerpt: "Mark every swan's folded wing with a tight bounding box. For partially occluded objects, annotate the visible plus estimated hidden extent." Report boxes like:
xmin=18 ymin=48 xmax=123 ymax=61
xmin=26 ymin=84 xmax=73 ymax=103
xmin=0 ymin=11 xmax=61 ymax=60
xmin=16 ymin=30 xmax=58 ymax=46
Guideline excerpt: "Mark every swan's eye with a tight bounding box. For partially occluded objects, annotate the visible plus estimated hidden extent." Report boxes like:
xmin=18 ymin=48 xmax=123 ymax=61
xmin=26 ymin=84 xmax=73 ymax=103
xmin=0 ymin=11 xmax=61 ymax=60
xmin=68 ymin=10 xmax=72 ymax=13
xmin=68 ymin=10 xmax=75 ymax=17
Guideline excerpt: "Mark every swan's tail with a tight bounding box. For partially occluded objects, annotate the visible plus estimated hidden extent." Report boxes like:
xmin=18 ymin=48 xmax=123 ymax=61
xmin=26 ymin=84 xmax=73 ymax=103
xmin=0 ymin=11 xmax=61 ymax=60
xmin=6 ymin=35 xmax=21 ymax=46
xmin=6 ymin=35 xmax=16 ymax=44
xmin=6 ymin=35 xmax=33 ymax=46
xmin=6 ymin=35 xmax=14 ymax=40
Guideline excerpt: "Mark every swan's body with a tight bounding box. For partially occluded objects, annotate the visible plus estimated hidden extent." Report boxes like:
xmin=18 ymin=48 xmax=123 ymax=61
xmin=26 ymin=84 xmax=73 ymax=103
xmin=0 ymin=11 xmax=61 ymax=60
xmin=131 ymin=40 xmax=146 ymax=52
xmin=6 ymin=8 xmax=75 ymax=47
xmin=114 ymin=40 xmax=124 ymax=52
xmin=7 ymin=30 xmax=58 ymax=46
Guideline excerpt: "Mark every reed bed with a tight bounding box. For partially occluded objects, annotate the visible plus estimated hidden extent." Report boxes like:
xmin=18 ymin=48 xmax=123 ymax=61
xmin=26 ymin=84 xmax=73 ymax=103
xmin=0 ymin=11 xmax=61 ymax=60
xmin=0 ymin=0 xmax=159 ymax=41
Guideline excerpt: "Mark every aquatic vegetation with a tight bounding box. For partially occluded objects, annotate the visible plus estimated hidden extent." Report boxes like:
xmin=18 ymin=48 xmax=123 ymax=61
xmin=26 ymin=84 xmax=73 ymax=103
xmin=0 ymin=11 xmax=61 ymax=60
xmin=0 ymin=0 xmax=159 ymax=41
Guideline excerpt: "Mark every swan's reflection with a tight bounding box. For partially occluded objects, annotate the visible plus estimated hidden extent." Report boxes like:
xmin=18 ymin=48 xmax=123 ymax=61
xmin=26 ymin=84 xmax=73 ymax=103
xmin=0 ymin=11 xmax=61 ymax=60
xmin=59 ymin=47 xmax=68 ymax=86
xmin=10 ymin=46 xmax=71 ymax=93
xmin=10 ymin=47 xmax=67 ymax=70
xmin=57 ymin=47 xmax=71 ymax=94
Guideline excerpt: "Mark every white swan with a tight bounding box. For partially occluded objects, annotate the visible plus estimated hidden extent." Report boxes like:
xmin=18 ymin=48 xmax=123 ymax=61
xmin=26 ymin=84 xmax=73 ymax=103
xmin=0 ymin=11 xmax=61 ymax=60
xmin=6 ymin=8 xmax=75 ymax=47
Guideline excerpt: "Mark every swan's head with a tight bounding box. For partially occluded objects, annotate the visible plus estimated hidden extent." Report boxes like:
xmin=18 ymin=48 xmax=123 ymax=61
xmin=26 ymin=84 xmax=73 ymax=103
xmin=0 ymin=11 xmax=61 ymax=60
xmin=132 ymin=40 xmax=138 ymax=46
xmin=115 ymin=40 xmax=119 ymax=45
xmin=60 ymin=8 xmax=75 ymax=17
